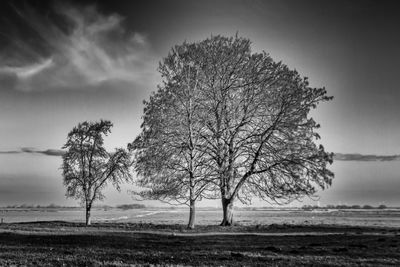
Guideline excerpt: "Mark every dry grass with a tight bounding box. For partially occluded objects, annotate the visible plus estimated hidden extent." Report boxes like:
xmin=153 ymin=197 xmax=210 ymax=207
xmin=0 ymin=222 xmax=399 ymax=266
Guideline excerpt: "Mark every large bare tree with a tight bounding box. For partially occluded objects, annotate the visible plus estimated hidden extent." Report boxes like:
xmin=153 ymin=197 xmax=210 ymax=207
xmin=62 ymin=120 xmax=132 ymax=225
xmin=132 ymin=35 xmax=334 ymax=226
xmin=130 ymin=45 xmax=216 ymax=229
xmin=190 ymin=36 xmax=334 ymax=225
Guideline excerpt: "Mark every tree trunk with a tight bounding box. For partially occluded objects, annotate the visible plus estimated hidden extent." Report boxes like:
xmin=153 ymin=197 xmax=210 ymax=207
xmin=187 ymin=199 xmax=196 ymax=229
xmin=220 ymin=197 xmax=234 ymax=226
xmin=85 ymin=204 xmax=91 ymax=226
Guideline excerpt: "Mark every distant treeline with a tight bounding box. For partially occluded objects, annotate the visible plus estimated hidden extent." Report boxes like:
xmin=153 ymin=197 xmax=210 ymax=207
xmin=1 ymin=203 xmax=146 ymax=209
xmin=333 ymin=153 xmax=400 ymax=161
xmin=302 ymin=204 xmax=388 ymax=210
xmin=2 ymin=203 xmax=76 ymax=209
xmin=116 ymin=204 xmax=146 ymax=210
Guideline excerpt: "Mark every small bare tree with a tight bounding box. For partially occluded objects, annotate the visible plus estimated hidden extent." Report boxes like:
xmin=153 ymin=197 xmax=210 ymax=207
xmin=62 ymin=120 xmax=132 ymax=225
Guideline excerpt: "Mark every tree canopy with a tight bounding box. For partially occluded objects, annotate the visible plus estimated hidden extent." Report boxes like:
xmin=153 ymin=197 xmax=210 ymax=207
xmin=62 ymin=120 xmax=132 ymax=225
xmin=132 ymin=35 xmax=334 ymax=226
xmin=130 ymin=45 xmax=216 ymax=228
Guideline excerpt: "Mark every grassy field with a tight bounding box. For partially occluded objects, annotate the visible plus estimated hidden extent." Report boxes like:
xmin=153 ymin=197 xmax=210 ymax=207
xmin=0 ymin=221 xmax=399 ymax=266
xmin=2 ymin=207 xmax=400 ymax=228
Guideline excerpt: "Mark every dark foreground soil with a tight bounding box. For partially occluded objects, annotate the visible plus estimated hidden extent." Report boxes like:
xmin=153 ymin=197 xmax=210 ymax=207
xmin=0 ymin=222 xmax=399 ymax=266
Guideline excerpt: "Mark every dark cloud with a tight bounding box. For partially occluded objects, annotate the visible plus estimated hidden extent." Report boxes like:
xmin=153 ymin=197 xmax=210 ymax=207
xmin=0 ymin=147 xmax=65 ymax=156
xmin=0 ymin=150 xmax=20 ymax=154
xmin=20 ymin=147 xmax=39 ymax=153
xmin=40 ymin=149 xmax=66 ymax=156
xmin=21 ymin=147 xmax=66 ymax=156
xmin=334 ymin=153 xmax=400 ymax=162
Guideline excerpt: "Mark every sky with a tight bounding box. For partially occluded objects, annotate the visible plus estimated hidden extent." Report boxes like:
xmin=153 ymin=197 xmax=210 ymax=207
xmin=1 ymin=0 xmax=400 ymax=207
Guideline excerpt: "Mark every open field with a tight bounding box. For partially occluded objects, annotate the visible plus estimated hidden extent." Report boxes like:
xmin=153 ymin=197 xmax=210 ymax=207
xmin=0 ymin=221 xmax=399 ymax=266
xmin=1 ymin=208 xmax=400 ymax=228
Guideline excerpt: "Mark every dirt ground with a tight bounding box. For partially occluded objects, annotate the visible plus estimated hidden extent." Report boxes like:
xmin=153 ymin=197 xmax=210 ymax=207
xmin=0 ymin=222 xmax=399 ymax=266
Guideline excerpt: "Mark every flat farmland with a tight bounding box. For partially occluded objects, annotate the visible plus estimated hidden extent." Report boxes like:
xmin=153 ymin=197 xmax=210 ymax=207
xmin=1 ymin=208 xmax=400 ymax=228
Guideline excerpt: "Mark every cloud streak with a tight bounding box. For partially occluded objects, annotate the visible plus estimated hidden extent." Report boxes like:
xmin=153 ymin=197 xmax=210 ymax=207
xmin=0 ymin=148 xmax=65 ymax=157
xmin=334 ymin=153 xmax=400 ymax=161
xmin=1 ymin=149 xmax=399 ymax=161
xmin=21 ymin=147 xmax=66 ymax=156
xmin=0 ymin=58 xmax=54 ymax=79
xmin=0 ymin=2 xmax=156 ymax=91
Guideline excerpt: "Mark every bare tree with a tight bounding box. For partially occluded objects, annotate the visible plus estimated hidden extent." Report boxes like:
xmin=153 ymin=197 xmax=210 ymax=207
xmin=62 ymin=120 xmax=132 ymax=225
xmin=191 ymin=35 xmax=334 ymax=225
xmin=132 ymin=35 xmax=333 ymax=227
xmin=130 ymin=44 xmax=216 ymax=229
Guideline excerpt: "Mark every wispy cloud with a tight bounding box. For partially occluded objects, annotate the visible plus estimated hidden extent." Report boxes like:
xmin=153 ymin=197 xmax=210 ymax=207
xmin=334 ymin=153 xmax=400 ymax=161
xmin=0 ymin=2 xmax=156 ymax=91
xmin=0 ymin=58 xmax=54 ymax=79
xmin=0 ymin=148 xmax=65 ymax=156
